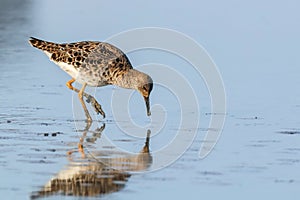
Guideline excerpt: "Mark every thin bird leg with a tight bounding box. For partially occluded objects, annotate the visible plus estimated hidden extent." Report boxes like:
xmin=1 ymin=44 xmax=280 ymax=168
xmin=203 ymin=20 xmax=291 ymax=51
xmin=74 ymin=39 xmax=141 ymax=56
xmin=78 ymin=83 xmax=92 ymax=122
xmin=77 ymin=121 xmax=92 ymax=158
xmin=66 ymin=79 xmax=106 ymax=118
xmin=67 ymin=121 xmax=92 ymax=157
xmin=141 ymin=130 xmax=151 ymax=153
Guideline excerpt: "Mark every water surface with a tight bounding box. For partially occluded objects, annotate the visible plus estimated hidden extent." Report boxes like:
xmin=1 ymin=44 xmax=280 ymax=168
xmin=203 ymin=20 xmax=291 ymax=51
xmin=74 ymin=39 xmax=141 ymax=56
xmin=1 ymin=0 xmax=300 ymax=199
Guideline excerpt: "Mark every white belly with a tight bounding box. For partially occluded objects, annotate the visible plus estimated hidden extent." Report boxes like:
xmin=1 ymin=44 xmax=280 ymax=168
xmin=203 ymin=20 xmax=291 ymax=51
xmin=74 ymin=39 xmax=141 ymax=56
xmin=44 ymin=51 xmax=79 ymax=81
xmin=55 ymin=61 xmax=104 ymax=87
xmin=55 ymin=61 xmax=79 ymax=80
xmin=45 ymin=52 xmax=105 ymax=87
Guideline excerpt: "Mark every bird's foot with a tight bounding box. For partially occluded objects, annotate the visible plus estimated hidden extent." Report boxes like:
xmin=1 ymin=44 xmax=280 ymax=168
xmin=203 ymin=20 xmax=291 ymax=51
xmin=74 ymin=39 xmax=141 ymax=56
xmin=93 ymin=101 xmax=106 ymax=118
xmin=86 ymin=96 xmax=106 ymax=118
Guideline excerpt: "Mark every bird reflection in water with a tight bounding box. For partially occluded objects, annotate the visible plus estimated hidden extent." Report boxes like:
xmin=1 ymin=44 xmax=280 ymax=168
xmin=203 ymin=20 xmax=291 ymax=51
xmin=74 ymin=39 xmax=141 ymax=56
xmin=31 ymin=122 xmax=152 ymax=199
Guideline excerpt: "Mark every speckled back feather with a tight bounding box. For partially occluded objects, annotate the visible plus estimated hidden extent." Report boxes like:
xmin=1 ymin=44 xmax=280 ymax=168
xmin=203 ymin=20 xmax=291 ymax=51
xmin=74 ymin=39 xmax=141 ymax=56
xmin=29 ymin=37 xmax=133 ymax=85
xmin=29 ymin=37 xmax=153 ymax=117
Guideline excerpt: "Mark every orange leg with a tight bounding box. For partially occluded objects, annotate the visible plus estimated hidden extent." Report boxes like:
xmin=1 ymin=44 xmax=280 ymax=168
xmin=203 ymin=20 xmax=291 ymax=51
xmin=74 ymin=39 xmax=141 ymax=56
xmin=66 ymin=79 xmax=106 ymax=118
xmin=79 ymin=83 xmax=92 ymax=122
xmin=66 ymin=78 xmax=75 ymax=90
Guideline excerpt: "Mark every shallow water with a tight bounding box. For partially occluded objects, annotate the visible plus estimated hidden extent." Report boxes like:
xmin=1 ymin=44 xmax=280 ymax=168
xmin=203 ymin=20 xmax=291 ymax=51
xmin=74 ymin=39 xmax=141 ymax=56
xmin=1 ymin=0 xmax=300 ymax=199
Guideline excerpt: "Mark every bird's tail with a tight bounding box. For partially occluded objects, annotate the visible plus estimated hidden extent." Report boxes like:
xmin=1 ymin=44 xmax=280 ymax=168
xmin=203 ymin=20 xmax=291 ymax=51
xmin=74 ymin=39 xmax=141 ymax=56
xmin=28 ymin=37 xmax=59 ymax=52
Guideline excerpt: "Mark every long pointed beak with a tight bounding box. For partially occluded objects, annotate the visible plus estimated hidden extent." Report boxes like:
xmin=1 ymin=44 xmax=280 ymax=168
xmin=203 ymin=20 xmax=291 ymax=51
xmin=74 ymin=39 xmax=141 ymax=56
xmin=143 ymin=96 xmax=151 ymax=116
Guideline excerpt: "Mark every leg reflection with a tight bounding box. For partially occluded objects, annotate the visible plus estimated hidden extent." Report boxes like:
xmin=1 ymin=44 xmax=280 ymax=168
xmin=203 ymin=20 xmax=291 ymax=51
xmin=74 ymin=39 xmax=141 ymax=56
xmin=31 ymin=124 xmax=152 ymax=199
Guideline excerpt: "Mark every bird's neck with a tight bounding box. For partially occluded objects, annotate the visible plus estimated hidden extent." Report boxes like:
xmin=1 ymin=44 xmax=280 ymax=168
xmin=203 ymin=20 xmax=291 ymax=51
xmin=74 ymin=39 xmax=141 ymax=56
xmin=114 ymin=69 xmax=143 ymax=90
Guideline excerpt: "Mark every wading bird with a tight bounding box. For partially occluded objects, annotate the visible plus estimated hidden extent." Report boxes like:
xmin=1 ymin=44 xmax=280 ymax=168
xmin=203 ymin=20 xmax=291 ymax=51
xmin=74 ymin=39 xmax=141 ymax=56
xmin=29 ymin=37 xmax=153 ymax=121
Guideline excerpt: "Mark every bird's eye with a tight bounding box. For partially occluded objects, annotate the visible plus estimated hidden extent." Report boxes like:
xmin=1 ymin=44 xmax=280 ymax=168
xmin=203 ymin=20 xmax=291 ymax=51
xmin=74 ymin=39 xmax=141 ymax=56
xmin=143 ymin=86 xmax=147 ymax=91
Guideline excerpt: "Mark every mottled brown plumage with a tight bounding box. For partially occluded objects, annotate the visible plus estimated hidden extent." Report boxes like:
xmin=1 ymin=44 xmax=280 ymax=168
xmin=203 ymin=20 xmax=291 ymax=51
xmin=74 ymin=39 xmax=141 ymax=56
xmin=29 ymin=37 xmax=153 ymax=121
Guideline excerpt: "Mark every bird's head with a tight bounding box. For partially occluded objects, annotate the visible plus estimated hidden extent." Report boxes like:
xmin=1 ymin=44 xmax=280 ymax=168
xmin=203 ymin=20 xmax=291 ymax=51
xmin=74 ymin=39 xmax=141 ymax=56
xmin=116 ymin=69 xmax=153 ymax=116
xmin=137 ymin=74 xmax=153 ymax=116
